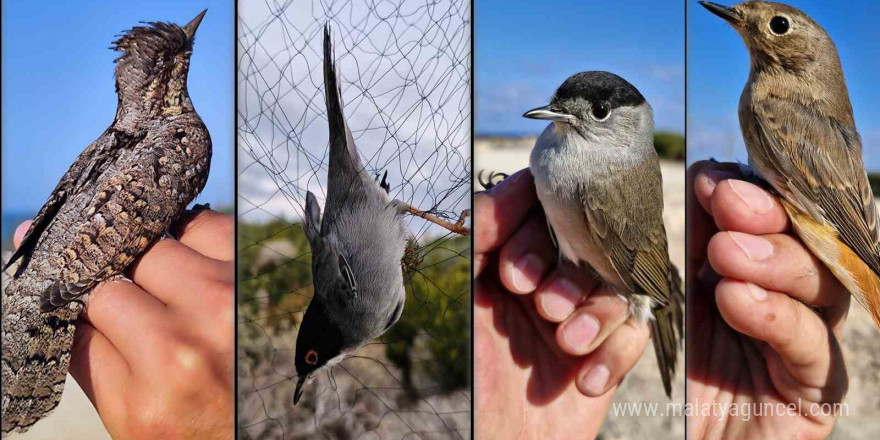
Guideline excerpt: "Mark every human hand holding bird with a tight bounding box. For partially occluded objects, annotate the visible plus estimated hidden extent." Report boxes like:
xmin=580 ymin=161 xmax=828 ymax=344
xmin=10 ymin=210 xmax=234 ymax=440
xmin=474 ymin=169 xmax=654 ymax=439
xmin=686 ymin=160 xmax=847 ymax=440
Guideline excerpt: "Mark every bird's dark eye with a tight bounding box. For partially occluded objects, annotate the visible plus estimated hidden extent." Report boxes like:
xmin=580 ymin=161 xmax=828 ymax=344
xmin=769 ymin=16 xmax=790 ymax=35
xmin=591 ymin=104 xmax=610 ymax=121
xmin=305 ymin=350 xmax=318 ymax=365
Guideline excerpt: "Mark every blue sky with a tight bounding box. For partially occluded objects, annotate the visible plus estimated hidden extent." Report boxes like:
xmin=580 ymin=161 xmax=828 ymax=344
xmin=476 ymin=0 xmax=684 ymax=135
xmin=2 ymin=0 xmax=233 ymax=214
xmin=688 ymin=0 xmax=880 ymax=171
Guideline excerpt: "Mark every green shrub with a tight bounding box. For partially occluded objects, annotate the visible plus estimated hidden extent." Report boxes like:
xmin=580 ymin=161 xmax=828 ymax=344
xmin=869 ymin=173 xmax=880 ymax=197
xmin=654 ymin=131 xmax=685 ymax=160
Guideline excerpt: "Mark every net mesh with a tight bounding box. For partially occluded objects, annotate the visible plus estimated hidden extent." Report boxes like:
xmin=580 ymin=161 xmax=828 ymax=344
xmin=236 ymin=0 xmax=471 ymax=438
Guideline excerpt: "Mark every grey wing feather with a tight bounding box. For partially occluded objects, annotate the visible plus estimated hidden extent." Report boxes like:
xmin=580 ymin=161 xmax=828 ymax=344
xmin=582 ymin=159 xmax=672 ymax=307
xmin=304 ymin=191 xmax=323 ymax=240
xmin=749 ymin=99 xmax=880 ymax=273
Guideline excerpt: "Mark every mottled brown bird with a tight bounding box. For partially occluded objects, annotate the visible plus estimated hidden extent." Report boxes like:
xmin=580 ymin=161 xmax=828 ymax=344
xmin=1 ymin=10 xmax=211 ymax=433
xmin=701 ymin=1 xmax=880 ymax=328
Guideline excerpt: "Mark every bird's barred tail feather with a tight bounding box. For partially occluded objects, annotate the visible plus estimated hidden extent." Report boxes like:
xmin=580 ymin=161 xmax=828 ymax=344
xmin=652 ymin=262 xmax=683 ymax=398
xmin=1 ymin=277 xmax=80 ymax=434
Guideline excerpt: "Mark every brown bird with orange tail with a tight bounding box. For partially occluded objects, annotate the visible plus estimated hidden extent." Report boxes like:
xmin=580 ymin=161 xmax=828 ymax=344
xmin=700 ymin=0 xmax=880 ymax=328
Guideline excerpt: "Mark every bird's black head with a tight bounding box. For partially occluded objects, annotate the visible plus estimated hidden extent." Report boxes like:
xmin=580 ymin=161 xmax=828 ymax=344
xmin=524 ymin=71 xmax=646 ymax=124
xmin=523 ymin=71 xmax=651 ymax=141
xmin=293 ymin=298 xmax=346 ymax=405
xmin=111 ymin=10 xmax=206 ymax=117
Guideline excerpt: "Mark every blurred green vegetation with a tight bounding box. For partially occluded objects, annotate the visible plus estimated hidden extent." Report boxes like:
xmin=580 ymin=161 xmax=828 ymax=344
xmin=385 ymin=234 xmax=470 ymax=394
xmin=237 ymin=220 xmax=471 ymax=394
xmin=868 ymin=173 xmax=880 ymax=197
xmin=654 ymin=131 xmax=685 ymax=161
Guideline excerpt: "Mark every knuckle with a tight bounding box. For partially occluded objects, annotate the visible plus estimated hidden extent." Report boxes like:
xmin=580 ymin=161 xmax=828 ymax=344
xmin=167 ymin=341 xmax=210 ymax=380
xmin=204 ymin=278 xmax=235 ymax=304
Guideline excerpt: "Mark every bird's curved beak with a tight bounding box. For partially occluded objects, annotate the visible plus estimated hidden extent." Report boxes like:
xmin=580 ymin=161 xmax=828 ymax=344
xmin=183 ymin=9 xmax=208 ymax=40
xmin=698 ymin=2 xmax=742 ymax=25
xmin=293 ymin=375 xmax=308 ymax=405
xmin=523 ymin=105 xmax=574 ymax=123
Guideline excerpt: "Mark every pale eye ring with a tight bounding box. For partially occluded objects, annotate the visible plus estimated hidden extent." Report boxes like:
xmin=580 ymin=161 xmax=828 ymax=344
xmin=590 ymin=104 xmax=610 ymax=121
xmin=305 ymin=350 xmax=318 ymax=365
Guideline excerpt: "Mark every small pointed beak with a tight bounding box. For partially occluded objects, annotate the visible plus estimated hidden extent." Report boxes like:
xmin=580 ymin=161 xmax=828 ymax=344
xmin=698 ymin=2 xmax=742 ymax=25
xmin=522 ymin=105 xmax=574 ymax=123
xmin=183 ymin=9 xmax=208 ymax=40
xmin=293 ymin=375 xmax=308 ymax=405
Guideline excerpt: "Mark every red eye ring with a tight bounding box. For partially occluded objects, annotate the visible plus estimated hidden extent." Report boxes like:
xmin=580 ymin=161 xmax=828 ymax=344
xmin=305 ymin=350 xmax=318 ymax=365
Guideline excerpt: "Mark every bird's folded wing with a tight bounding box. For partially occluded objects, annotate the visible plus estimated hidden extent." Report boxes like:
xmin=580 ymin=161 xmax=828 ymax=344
xmin=5 ymin=130 xmax=122 ymax=274
xmin=46 ymin=148 xmax=178 ymax=310
xmin=750 ymin=98 xmax=880 ymax=272
xmin=582 ymin=159 xmax=672 ymax=307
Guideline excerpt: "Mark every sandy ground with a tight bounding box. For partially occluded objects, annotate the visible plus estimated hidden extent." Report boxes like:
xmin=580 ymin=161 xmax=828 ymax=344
xmin=475 ymin=137 xmax=880 ymax=439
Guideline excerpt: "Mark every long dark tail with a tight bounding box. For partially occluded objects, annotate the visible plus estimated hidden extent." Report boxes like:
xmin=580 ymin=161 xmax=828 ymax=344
xmin=2 ymin=278 xmax=79 ymax=434
xmin=652 ymin=262 xmax=684 ymax=398
xmin=323 ymin=25 xmax=368 ymax=195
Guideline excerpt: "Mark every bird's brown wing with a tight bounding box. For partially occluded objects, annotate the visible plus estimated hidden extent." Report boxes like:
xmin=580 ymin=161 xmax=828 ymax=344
xmin=45 ymin=147 xmax=180 ymax=310
xmin=582 ymin=159 xmax=672 ymax=307
xmin=5 ymin=130 xmax=126 ymax=275
xmin=748 ymin=98 xmax=880 ymax=274
xmin=581 ymin=157 xmax=682 ymax=396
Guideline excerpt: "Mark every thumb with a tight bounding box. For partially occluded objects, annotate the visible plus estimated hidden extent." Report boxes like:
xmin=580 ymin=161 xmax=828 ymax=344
xmin=13 ymin=220 xmax=33 ymax=249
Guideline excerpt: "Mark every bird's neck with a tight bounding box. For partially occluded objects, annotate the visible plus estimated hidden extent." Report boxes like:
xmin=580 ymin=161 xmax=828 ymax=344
xmin=114 ymin=69 xmax=194 ymax=131
xmin=750 ymin=57 xmax=854 ymax=127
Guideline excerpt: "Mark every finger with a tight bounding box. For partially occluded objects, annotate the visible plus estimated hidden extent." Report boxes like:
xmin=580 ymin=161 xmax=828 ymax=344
xmin=474 ymin=169 xmax=538 ymax=256
xmin=714 ymin=279 xmax=837 ymax=395
xmin=497 ymin=210 xmax=555 ymax=294
xmin=69 ymin=321 xmax=129 ymax=422
xmin=170 ymin=209 xmax=234 ymax=261
xmin=533 ymin=267 xmax=598 ymax=322
xmin=708 ymin=232 xmax=844 ymax=308
xmin=81 ymin=278 xmax=171 ymax=361
xmin=555 ymin=287 xmax=630 ymax=356
xmin=686 ymin=161 xmax=727 ymax=290
xmin=13 ymin=221 xmax=33 ymax=249
xmin=710 ymin=179 xmax=790 ymax=234
xmin=689 ymin=160 xmax=742 ymax=216
xmin=760 ymin=339 xmax=847 ymax=406
xmin=127 ymin=238 xmax=232 ymax=306
xmin=575 ymin=316 xmax=651 ymax=397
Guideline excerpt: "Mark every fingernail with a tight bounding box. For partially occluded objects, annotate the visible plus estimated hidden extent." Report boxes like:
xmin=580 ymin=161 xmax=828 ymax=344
xmin=564 ymin=313 xmax=600 ymax=350
xmin=746 ymin=283 xmax=767 ymax=301
xmin=541 ymin=278 xmax=582 ymax=319
xmin=702 ymin=169 xmax=736 ymax=192
xmin=582 ymin=364 xmax=610 ymax=395
xmin=728 ymin=232 xmax=773 ymax=261
xmin=511 ymin=254 xmax=544 ymax=292
xmin=727 ymin=179 xmax=774 ymax=214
